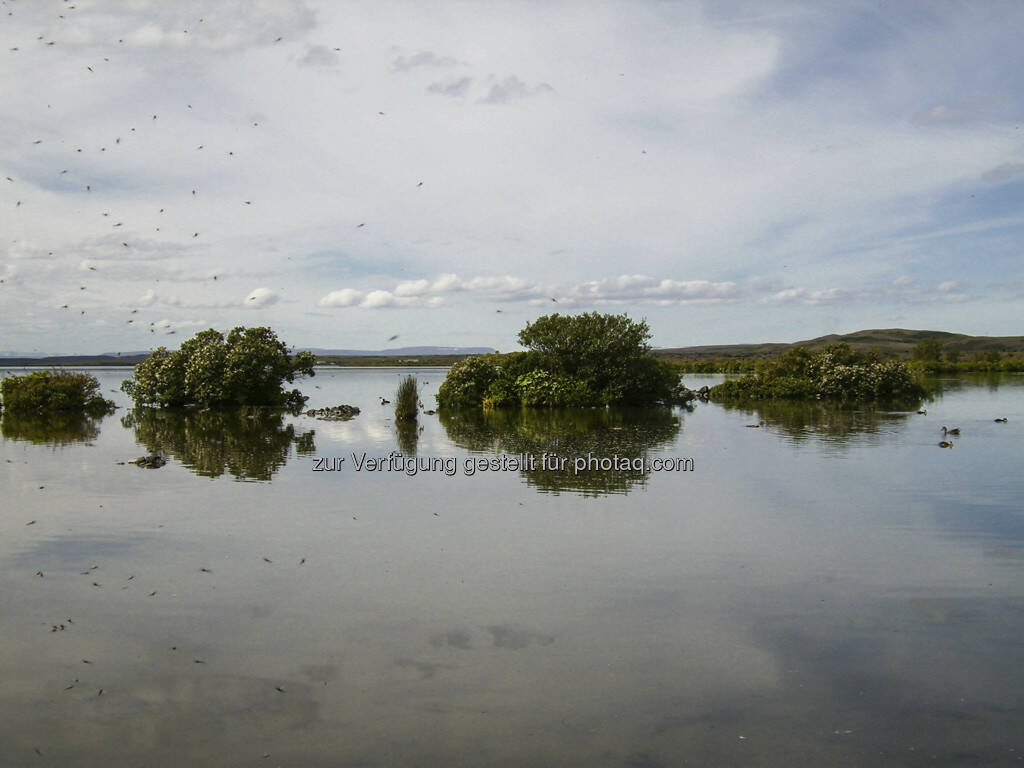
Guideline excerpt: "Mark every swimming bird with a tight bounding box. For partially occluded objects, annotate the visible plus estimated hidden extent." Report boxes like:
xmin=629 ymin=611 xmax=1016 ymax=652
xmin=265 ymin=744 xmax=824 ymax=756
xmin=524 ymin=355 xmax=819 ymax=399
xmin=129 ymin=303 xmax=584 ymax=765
xmin=917 ymin=409 xmax=927 ymax=415
xmin=994 ymin=417 xmax=1008 ymax=423
xmin=379 ymin=397 xmax=390 ymax=405
xmin=941 ymin=426 xmax=960 ymax=436
xmin=938 ymin=441 xmax=954 ymax=448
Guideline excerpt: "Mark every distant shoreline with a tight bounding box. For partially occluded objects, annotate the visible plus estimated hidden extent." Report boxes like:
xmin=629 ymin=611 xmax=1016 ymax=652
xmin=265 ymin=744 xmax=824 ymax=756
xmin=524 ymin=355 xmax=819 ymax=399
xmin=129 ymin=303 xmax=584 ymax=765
xmin=1 ymin=354 xmax=471 ymax=368
xmin=5 ymin=328 xmax=1023 ymax=369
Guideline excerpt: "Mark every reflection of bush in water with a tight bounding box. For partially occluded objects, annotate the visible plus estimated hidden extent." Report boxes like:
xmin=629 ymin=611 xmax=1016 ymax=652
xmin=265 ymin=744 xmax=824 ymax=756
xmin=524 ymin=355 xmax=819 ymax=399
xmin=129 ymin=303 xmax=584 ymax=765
xmin=1 ymin=410 xmax=103 ymax=445
xmin=717 ymin=399 xmax=913 ymax=444
xmin=439 ymin=407 xmax=682 ymax=496
xmin=293 ymin=430 xmax=316 ymax=456
xmin=121 ymin=407 xmax=315 ymax=481
xmin=395 ymin=418 xmax=420 ymax=456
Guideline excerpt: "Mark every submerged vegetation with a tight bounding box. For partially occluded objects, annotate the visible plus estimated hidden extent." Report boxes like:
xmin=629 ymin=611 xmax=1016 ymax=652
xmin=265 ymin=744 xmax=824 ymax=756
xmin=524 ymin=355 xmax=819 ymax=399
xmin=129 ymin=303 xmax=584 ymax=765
xmin=0 ymin=370 xmax=115 ymax=416
xmin=121 ymin=326 xmax=315 ymax=409
xmin=710 ymin=343 xmax=926 ymax=402
xmin=436 ymin=313 xmax=689 ymax=409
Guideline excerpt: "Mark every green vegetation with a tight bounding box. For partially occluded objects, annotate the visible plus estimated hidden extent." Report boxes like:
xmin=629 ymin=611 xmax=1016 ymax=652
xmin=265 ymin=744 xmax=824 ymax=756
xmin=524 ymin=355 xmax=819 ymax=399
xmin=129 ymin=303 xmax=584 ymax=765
xmin=907 ymin=340 xmax=1024 ymax=372
xmin=709 ymin=343 xmax=926 ymax=402
xmin=0 ymin=370 xmax=115 ymax=415
xmin=911 ymin=338 xmax=944 ymax=363
xmin=657 ymin=328 xmax=1024 ymax=367
xmin=121 ymin=327 xmax=315 ymax=408
xmin=1 ymin=409 xmax=105 ymax=445
xmin=436 ymin=313 xmax=688 ymax=409
xmin=122 ymin=406 xmax=315 ymax=481
xmin=671 ymin=359 xmax=757 ymax=374
xmin=438 ymin=406 xmax=681 ymax=497
xmin=395 ymin=375 xmax=419 ymax=422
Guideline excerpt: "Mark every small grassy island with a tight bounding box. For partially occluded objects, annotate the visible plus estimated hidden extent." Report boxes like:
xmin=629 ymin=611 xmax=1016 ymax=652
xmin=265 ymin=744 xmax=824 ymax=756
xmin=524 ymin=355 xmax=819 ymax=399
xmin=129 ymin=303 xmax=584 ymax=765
xmin=0 ymin=370 xmax=116 ymax=415
xmin=121 ymin=326 xmax=315 ymax=409
xmin=709 ymin=343 xmax=927 ymax=402
xmin=436 ymin=312 xmax=691 ymax=409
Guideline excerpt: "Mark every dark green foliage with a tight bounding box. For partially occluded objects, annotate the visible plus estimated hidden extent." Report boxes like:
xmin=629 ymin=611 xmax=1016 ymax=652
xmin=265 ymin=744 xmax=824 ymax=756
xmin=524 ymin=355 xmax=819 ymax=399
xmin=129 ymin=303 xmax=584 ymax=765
xmin=436 ymin=355 xmax=502 ymax=408
xmin=121 ymin=406 xmax=314 ymax=481
xmin=673 ymin=359 xmax=758 ymax=373
xmin=1 ymin=370 xmax=115 ymax=415
xmin=710 ymin=343 xmax=927 ymax=402
xmin=436 ymin=313 xmax=685 ymax=409
xmin=121 ymin=326 xmax=315 ymax=408
xmin=912 ymin=338 xmax=944 ymax=362
xmin=1 ymin=409 xmax=104 ymax=445
xmin=395 ymin=375 xmax=419 ymax=422
xmin=437 ymin=405 xmax=681 ymax=496
xmin=908 ymin=355 xmax=1024 ymax=373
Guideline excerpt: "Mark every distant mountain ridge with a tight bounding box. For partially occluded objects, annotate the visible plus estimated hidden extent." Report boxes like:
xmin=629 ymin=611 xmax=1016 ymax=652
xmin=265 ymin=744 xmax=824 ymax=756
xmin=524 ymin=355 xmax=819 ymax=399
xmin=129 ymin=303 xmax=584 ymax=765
xmin=1 ymin=346 xmax=495 ymax=366
xmin=5 ymin=331 xmax=1023 ymax=366
xmin=656 ymin=328 xmax=1024 ymax=360
xmin=300 ymin=346 xmax=494 ymax=357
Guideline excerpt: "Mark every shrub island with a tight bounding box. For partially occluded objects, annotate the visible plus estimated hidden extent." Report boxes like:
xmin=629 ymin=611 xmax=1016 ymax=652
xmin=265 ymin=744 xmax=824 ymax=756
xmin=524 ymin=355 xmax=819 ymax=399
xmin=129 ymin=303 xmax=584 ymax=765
xmin=436 ymin=312 xmax=692 ymax=409
xmin=709 ymin=343 xmax=927 ymax=402
xmin=121 ymin=326 xmax=315 ymax=409
xmin=0 ymin=370 xmax=116 ymax=416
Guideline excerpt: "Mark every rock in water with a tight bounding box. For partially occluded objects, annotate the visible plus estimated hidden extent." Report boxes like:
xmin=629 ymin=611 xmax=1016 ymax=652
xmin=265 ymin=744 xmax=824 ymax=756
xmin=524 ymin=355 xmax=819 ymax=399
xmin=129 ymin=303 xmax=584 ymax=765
xmin=131 ymin=454 xmax=166 ymax=468
xmin=305 ymin=405 xmax=360 ymax=421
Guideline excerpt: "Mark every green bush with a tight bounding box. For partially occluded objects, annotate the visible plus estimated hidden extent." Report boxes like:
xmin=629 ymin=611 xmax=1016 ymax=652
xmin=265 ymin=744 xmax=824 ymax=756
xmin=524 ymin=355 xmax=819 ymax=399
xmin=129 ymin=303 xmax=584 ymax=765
xmin=437 ymin=313 xmax=687 ymax=409
xmin=122 ymin=326 xmax=314 ymax=408
xmin=436 ymin=355 xmax=501 ymax=408
xmin=710 ymin=343 xmax=926 ymax=402
xmin=1 ymin=370 xmax=115 ymax=415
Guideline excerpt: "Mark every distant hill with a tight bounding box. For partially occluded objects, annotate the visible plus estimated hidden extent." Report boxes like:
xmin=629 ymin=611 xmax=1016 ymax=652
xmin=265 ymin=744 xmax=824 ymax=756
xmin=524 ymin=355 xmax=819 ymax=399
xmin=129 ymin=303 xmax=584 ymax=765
xmin=1 ymin=346 xmax=495 ymax=367
xmin=300 ymin=346 xmax=494 ymax=357
xmin=6 ymin=332 xmax=1023 ymax=367
xmin=655 ymin=329 xmax=1024 ymax=361
xmin=1 ymin=353 xmax=149 ymax=366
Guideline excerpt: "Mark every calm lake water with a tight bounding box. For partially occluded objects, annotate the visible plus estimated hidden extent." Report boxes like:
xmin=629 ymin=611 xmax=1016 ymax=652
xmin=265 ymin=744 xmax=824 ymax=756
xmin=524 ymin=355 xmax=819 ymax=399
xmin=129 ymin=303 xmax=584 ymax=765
xmin=2 ymin=367 xmax=1023 ymax=767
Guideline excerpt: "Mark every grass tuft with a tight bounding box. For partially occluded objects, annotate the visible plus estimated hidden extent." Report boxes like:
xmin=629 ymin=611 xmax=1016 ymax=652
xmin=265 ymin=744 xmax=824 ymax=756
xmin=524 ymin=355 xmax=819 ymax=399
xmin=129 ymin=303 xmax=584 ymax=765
xmin=394 ymin=375 xmax=419 ymax=422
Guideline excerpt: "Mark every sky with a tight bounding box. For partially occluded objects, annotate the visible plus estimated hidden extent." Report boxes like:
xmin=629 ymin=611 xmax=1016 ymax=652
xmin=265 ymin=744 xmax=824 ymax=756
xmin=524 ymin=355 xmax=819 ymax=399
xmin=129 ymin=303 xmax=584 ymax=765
xmin=2 ymin=0 xmax=1024 ymax=355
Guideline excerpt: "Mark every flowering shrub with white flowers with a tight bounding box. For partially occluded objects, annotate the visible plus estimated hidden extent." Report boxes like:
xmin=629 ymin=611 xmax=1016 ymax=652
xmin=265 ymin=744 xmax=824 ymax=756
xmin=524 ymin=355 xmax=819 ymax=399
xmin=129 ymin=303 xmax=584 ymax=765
xmin=710 ymin=343 xmax=926 ymax=402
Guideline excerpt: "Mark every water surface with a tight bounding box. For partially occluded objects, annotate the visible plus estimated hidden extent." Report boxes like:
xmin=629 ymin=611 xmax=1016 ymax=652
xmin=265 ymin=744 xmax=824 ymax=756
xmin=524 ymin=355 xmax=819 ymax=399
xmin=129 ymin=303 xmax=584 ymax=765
xmin=2 ymin=368 xmax=1022 ymax=766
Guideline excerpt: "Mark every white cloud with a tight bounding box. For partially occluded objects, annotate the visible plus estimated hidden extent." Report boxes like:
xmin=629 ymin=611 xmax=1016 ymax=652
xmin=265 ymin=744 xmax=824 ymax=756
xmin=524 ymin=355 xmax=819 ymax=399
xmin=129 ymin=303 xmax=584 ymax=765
xmin=360 ymin=290 xmax=399 ymax=308
xmin=431 ymin=274 xmax=463 ymax=293
xmin=394 ymin=279 xmax=431 ymax=296
xmin=244 ymin=287 xmax=279 ymax=307
xmin=318 ymin=289 xmax=362 ymax=307
xmin=463 ymin=275 xmax=542 ymax=300
xmin=3 ymin=1 xmax=1024 ymax=353
xmin=570 ymin=276 xmax=740 ymax=303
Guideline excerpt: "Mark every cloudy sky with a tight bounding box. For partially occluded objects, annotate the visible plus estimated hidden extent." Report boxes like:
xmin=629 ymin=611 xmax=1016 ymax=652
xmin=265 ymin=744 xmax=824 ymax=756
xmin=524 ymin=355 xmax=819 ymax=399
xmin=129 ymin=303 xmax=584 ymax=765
xmin=2 ymin=1 xmax=1023 ymax=355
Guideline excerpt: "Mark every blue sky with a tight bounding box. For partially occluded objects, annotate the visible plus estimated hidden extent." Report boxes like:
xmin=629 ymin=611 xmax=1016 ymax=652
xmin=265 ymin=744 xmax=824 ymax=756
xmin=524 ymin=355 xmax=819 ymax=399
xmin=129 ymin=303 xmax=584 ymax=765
xmin=2 ymin=1 xmax=1023 ymax=355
